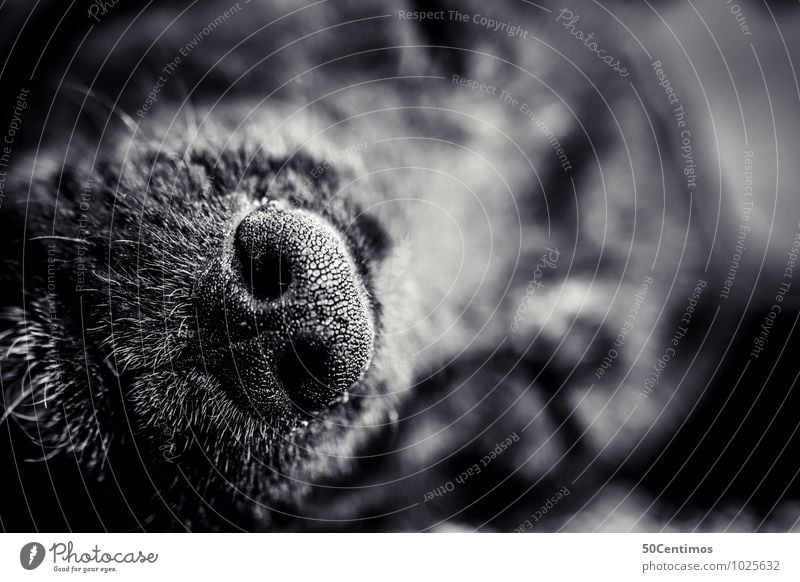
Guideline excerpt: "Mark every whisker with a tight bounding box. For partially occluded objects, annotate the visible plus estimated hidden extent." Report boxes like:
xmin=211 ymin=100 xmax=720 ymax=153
xmin=62 ymin=81 xmax=141 ymax=138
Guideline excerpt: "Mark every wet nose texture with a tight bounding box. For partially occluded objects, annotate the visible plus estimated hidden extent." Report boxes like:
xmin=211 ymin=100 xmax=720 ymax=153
xmin=195 ymin=201 xmax=374 ymax=420
xmin=235 ymin=211 xmax=293 ymax=301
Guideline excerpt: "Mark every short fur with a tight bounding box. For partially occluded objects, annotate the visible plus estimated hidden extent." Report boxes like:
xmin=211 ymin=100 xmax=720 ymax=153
xmin=1 ymin=0 xmax=798 ymax=531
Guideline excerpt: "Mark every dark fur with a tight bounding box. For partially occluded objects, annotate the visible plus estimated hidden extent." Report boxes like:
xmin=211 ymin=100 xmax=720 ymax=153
xmin=1 ymin=0 xmax=799 ymax=531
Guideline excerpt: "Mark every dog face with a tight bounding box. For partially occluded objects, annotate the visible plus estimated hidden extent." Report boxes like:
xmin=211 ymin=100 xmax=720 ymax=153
xmin=2 ymin=0 xmax=798 ymax=532
xmin=0 ymin=0 xmax=698 ymax=530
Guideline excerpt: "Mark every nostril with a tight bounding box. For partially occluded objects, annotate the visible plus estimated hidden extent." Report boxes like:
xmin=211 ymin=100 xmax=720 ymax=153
xmin=278 ymin=338 xmax=336 ymax=411
xmin=235 ymin=211 xmax=293 ymax=300
xmin=239 ymin=246 xmax=292 ymax=300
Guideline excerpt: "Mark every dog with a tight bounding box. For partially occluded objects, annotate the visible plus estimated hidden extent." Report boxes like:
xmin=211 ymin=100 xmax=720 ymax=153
xmin=1 ymin=0 xmax=798 ymax=532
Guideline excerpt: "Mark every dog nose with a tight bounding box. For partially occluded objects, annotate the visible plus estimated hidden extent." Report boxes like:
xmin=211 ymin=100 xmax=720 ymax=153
xmin=195 ymin=201 xmax=374 ymax=417
xmin=234 ymin=208 xmax=294 ymax=301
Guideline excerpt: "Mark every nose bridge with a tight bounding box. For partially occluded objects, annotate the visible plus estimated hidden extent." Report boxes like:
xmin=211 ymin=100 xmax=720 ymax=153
xmin=194 ymin=201 xmax=374 ymax=416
